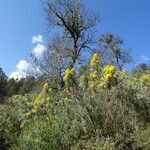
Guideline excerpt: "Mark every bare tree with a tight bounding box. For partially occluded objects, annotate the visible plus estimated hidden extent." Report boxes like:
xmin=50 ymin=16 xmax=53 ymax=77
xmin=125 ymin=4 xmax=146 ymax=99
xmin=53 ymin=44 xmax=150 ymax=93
xmin=43 ymin=0 xmax=98 ymax=67
xmin=30 ymin=34 xmax=71 ymax=86
xmin=29 ymin=0 xmax=98 ymax=84
xmin=40 ymin=35 xmax=69 ymax=75
xmin=99 ymin=33 xmax=132 ymax=70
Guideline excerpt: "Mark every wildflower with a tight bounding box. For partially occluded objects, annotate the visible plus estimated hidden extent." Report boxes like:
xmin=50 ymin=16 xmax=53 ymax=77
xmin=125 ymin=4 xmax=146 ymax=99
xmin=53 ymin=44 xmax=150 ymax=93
xmin=103 ymin=65 xmax=116 ymax=81
xmin=140 ymin=74 xmax=150 ymax=84
xmin=105 ymin=73 xmax=113 ymax=81
xmin=46 ymin=103 xmax=49 ymax=107
xmin=90 ymin=53 xmax=100 ymax=68
xmin=104 ymin=65 xmax=116 ymax=74
xmin=48 ymin=88 xmax=52 ymax=92
xmin=64 ymin=68 xmax=74 ymax=80
xmin=99 ymin=83 xmax=106 ymax=89
xmin=27 ymin=101 xmax=34 ymax=106
xmin=20 ymin=123 xmax=24 ymax=129
xmin=31 ymin=106 xmax=38 ymax=113
xmin=43 ymin=82 xmax=49 ymax=91
xmin=34 ymin=93 xmax=43 ymax=105
xmin=89 ymin=71 xmax=97 ymax=79
xmin=46 ymin=96 xmax=51 ymax=101
xmin=12 ymin=94 xmax=21 ymax=102
xmin=24 ymin=112 xmax=30 ymax=117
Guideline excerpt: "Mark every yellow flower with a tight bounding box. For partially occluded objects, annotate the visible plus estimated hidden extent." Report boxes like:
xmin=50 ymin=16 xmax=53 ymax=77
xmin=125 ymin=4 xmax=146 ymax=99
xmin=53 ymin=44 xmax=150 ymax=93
xmin=89 ymin=71 xmax=97 ymax=79
xmin=90 ymin=53 xmax=101 ymax=68
xmin=99 ymin=83 xmax=106 ymax=89
xmin=103 ymin=65 xmax=116 ymax=81
xmin=43 ymin=82 xmax=49 ymax=91
xmin=12 ymin=94 xmax=21 ymax=100
xmin=24 ymin=112 xmax=30 ymax=117
xmin=104 ymin=65 xmax=116 ymax=74
xmin=34 ymin=93 xmax=43 ymax=105
xmin=105 ymin=73 xmax=113 ymax=81
xmin=46 ymin=96 xmax=51 ymax=101
xmin=20 ymin=123 xmax=24 ymax=129
xmin=64 ymin=68 xmax=74 ymax=80
xmin=48 ymin=88 xmax=52 ymax=92
xmin=80 ymin=75 xmax=85 ymax=79
xmin=140 ymin=74 xmax=150 ymax=84
xmin=31 ymin=106 xmax=38 ymax=113
xmin=27 ymin=101 xmax=34 ymax=106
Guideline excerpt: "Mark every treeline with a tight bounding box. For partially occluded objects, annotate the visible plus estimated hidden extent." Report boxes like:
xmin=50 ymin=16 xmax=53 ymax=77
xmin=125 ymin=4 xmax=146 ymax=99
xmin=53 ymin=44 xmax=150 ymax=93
xmin=0 ymin=63 xmax=149 ymax=103
xmin=0 ymin=67 xmax=39 ymax=103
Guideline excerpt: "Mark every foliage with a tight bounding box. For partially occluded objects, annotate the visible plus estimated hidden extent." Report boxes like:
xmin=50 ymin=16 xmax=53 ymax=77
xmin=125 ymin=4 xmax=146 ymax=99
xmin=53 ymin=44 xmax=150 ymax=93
xmin=0 ymin=67 xmax=7 ymax=103
xmin=99 ymin=33 xmax=132 ymax=70
xmin=0 ymin=53 xmax=149 ymax=149
xmin=132 ymin=126 xmax=150 ymax=150
xmin=0 ymin=104 xmax=20 ymax=149
xmin=0 ymin=75 xmax=38 ymax=103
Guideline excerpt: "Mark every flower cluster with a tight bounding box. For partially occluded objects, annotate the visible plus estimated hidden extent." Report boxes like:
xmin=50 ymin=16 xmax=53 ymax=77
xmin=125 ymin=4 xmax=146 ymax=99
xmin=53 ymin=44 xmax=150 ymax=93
xmin=64 ymin=68 xmax=74 ymax=80
xmin=89 ymin=53 xmax=100 ymax=69
xmin=103 ymin=65 xmax=116 ymax=81
xmin=98 ymin=82 xmax=106 ymax=89
xmin=43 ymin=82 xmax=52 ymax=93
xmin=89 ymin=71 xmax=98 ymax=79
xmin=43 ymin=82 xmax=49 ymax=91
xmin=31 ymin=94 xmax=51 ymax=113
xmin=34 ymin=93 xmax=44 ymax=105
xmin=11 ymin=94 xmax=21 ymax=103
xmin=31 ymin=83 xmax=52 ymax=113
xmin=89 ymin=53 xmax=101 ymax=79
xmin=87 ymin=63 xmax=117 ymax=91
xmin=87 ymin=53 xmax=103 ymax=91
xmin=140 ymin=74 xmax=150 ymax=85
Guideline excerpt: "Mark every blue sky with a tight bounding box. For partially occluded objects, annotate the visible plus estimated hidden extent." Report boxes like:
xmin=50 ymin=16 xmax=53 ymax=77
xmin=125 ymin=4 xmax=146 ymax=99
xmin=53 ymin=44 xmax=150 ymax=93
xmin=0 ymin=0 xmax=150 ymax=77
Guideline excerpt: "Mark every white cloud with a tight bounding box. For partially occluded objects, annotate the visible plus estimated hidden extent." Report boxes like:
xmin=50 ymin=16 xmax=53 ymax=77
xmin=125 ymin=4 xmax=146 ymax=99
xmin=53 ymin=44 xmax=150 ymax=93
xmin=9 ymin=60 xmax=31 ymax=79
xmin=32 ymin=34 xmax=43 ymax=43
xmin=33 ymin=43 xmax=46 ymax=58
xmin=16 ymin=60 xmax=30 ymax=72
xmin=10 ymin=34 xmax=45 ymax=79
xmin=141 ymin=55 xmax=149 ymax=62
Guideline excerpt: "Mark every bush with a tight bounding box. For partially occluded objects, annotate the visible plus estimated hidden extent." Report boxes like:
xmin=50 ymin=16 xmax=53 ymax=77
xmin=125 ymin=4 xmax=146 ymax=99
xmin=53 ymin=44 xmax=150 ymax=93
xmin=0 ymin=53 xmax=150 ymax=149
xmin=132 ymin=126 xmax=150 ymax=150
xmin=0 ymin=104 xmax=20 ymax=149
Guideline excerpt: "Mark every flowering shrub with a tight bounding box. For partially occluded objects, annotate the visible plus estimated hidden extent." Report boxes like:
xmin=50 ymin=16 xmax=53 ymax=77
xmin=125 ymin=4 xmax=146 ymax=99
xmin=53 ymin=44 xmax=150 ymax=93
xmin=0 ymin=53 xmax=150 ymax=149
xmin=140 ymin=74 xmax=150 ymax=85
xmin=103 ymin=65 xmax=116 ymax=81
xmin=89 ymin=53 xmax=101 ymax=69
xmin=64 ymin=68 xmax=74 ymax=80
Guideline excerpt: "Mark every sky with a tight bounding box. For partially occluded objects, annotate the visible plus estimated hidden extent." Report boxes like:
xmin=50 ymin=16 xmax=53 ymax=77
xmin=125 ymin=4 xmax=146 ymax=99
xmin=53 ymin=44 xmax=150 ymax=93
xmin=0 ymin=0 xmax=150 ymax=78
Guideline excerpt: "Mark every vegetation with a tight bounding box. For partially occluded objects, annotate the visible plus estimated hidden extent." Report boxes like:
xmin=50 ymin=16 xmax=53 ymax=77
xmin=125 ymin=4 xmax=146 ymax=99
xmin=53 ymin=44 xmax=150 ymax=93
xmin=0 ymin=0 xmax=150 ymax=149
xmin=0 ymin=54 xmax=150 ymax=149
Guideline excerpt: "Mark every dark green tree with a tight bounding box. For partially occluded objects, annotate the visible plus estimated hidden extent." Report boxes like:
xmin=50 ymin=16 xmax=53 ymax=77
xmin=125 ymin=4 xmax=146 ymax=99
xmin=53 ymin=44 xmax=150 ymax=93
xmin=0 ymin=67 xmax=7 ymax=103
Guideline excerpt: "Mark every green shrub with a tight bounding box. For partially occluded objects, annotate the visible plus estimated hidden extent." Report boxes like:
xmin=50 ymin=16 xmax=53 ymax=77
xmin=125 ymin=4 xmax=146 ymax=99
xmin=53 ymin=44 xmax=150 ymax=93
xmin=132 ymin=126 xmax=150 ymax=150
xmin=0 ymin=104 xmax=20 ymax=149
